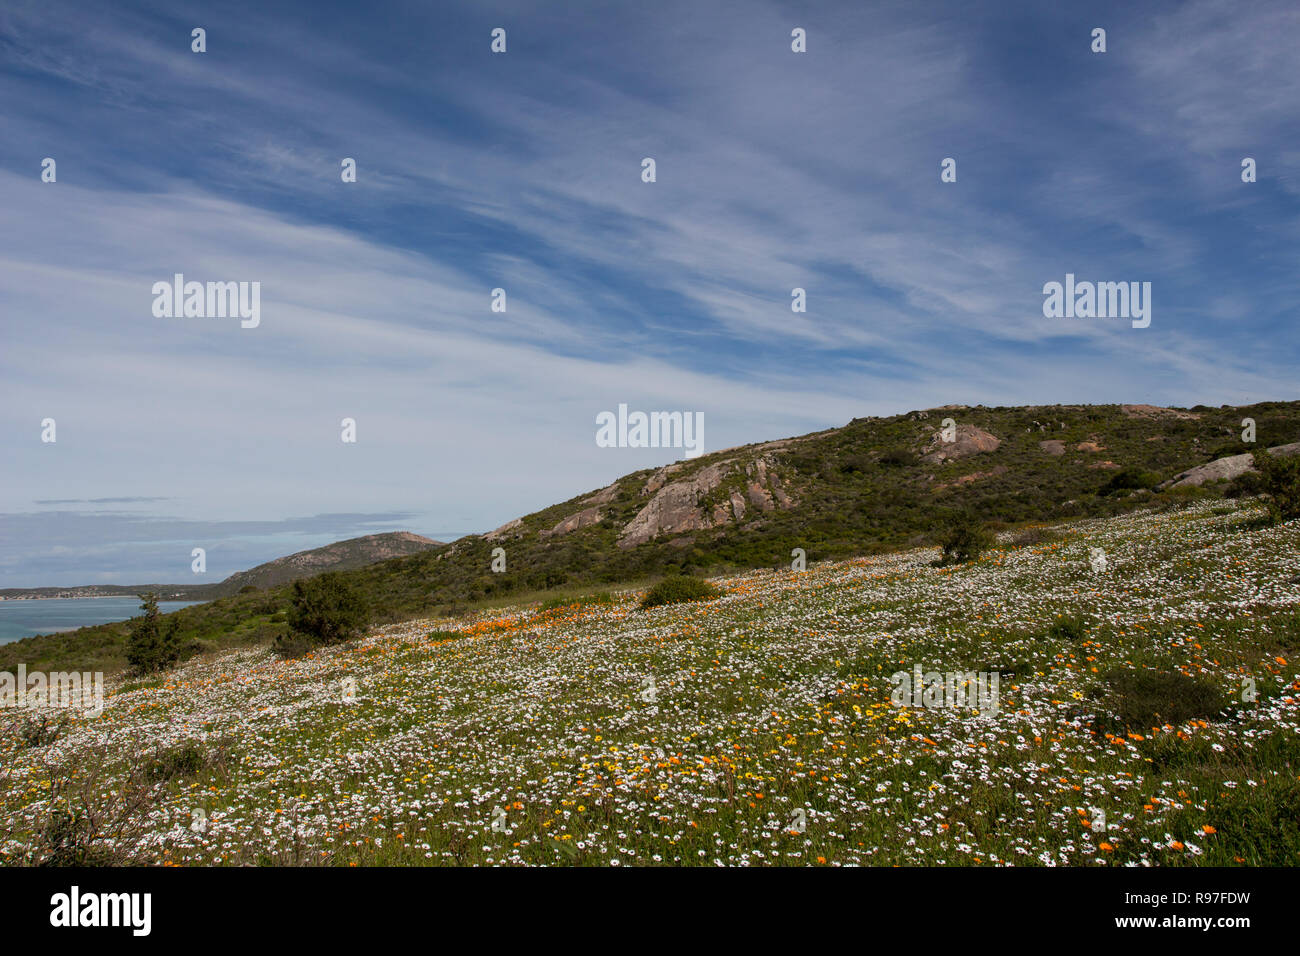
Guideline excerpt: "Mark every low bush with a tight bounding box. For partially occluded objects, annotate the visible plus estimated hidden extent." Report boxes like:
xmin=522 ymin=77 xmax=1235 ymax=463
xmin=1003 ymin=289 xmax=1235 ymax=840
xmin=1046 ymin=615 xmax=1087 ymax=643
xmin=1093 ymin=668 xmax=1227 ymax=734
xmin=640 ymin=576 xmax=720 ymax=609
xmin=936 ymin=514 xmax=994 ymax=566
xmin=1255 ymin=451 xmax=1300 ymax=522
xmin=538 ymin=591 xmax=613 ymax=613
xmin=143 ymin=741 xmax=209 ymax=783
xmin=1100 ymin=467 xmax=1161 ymax=496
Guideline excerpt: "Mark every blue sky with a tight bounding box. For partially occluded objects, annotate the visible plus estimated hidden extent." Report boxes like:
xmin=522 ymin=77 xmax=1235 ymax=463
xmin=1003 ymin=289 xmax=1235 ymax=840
xmin=2 ymin=0 xmax=1298 ymax=586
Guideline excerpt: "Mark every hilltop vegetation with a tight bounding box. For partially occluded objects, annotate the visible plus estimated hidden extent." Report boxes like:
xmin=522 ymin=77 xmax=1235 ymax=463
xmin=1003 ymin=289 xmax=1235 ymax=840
xmin=4 ymin=400 xmax=1298 ymax=676
xmin=3 ymin=499 xmax=1297 ymax=866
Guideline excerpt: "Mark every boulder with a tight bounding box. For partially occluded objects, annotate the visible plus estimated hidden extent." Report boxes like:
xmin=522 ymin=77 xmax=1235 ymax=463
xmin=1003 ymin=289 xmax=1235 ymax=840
xmin=1160 ymin=442 xmax=1300 ymax=489
xmin=921 ymin=424 xmax=1001 ymax=464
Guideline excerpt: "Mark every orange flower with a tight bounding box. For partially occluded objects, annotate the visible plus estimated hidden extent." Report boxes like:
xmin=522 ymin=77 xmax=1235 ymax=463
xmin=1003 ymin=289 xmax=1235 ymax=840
xmin=1201 ymin=824 xmax=1216 ymax=835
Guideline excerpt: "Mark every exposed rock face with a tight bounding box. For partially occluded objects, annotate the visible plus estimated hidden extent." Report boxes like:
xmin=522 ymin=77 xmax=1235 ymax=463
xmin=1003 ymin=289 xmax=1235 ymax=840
xmin=534 ymin=481 xmax=623 ymax=538
xmin=1076 ymin=441 xmax=1105 ymax=453
xmin=922 ymin=424 xmax=1001 ymax=463
xmin=542 ymin=506 xmax=604 ymax=538
xmin=619 ymin=462 xmax=731 ymax=547
xmin=484 ymin=517 xmax=523 ymax=541
xmin=1039 ymin=440 xmax=1065 ymax=456
xmin=642 ymin=463 xmax=685 ymax=496
xmin=582 ymin=482 xmax=621 ymax=507
xmin=1160 ymin=443 xmax=1300 ymax=489
xmin=617 ymin=455 xmax=794 ymax=548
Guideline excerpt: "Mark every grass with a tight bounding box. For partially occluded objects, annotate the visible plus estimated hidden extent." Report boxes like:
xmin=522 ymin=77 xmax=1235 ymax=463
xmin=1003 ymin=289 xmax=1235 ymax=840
xmin=2 ymin=499 xmax=1298 ymax=866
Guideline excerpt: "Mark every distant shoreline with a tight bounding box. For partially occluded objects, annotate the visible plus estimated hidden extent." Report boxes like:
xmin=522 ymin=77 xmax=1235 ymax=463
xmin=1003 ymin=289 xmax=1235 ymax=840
xmin=0 ymin=594 xmax=195 ymax=603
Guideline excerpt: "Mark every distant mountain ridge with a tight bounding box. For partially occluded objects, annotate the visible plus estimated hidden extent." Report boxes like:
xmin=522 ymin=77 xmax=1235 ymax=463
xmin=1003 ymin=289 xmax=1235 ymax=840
xmin=216 ymin=532 xmax=443 ymax=593
xmin=0 ymin=531 xmax=443 ymax=602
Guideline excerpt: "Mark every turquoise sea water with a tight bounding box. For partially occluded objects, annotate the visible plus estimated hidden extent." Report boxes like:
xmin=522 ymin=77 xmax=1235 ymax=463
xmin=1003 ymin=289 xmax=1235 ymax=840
xmin=0 ymin=598 xmax=202 ymax=643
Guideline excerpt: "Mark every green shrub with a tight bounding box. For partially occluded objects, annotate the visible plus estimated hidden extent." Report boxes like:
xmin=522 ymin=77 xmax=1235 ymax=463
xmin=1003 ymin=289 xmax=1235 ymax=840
xmin=936 ymin=514 xmax=994 ymax=566
xmin=1100 ymin=467 xmax=1160 ymax=496
xmin=39 ymin=805 xmax=118 ymax=867
xmin=1255 ymin=451 xmax=1300 ymax=522
xmin=878 ymin=448 xmax=918 ymax=467
xmin=143 ymin=741 xmax=208 ymax=783
xmin=1094 ymin=668 xmax=1227 ymax=734
xmin=538 ymin=591 xmax=613 ymax=612
xmin=272 ymin=632 xmax=317 ymax=660
xmin=125 ymin=593 xmax=182 ymax=675
xmin=1010 ymin=525 xmax=1061 ymax=547
xmin=1224 ymin=470 xmax=1262 ymax=499
xmin=640 ymin=575 xmax=720 ymax=609
xmin=1046 ymin=615 xmax=1087 ymax=643
xmin=840 ymin=453 xmax=873 ymax=474
xmin=283 ymin=572 xmax=370 ymax=650
xmin=13 ymin=713 xmax=68 ymax=749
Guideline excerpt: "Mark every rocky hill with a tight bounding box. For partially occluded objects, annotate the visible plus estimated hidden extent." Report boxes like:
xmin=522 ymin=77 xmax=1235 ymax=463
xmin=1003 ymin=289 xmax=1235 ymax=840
xmin=212 ymin=532 xmax=443 ymax=595
xmin=6 ymin=399 xmax=1298 ymax=674
xmin=420 ymin=400 xmax=1299 ymax=606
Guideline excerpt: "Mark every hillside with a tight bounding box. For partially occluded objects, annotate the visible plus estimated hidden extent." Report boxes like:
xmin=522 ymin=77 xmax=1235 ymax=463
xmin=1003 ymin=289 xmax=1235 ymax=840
xmin=4 ymin=499 xmax=1297 ymax=866
xmin=212 ymin=532 xmax=443 ymax=595
xmin=4 ymin=400 xmax=1297 ymax=675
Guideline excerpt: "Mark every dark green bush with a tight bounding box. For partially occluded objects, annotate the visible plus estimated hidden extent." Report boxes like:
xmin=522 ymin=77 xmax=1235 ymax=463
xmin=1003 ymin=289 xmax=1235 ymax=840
xmin=125 ymin=593 xmax=182 ymax=675
xmin=1100 ymin=467 xmax=1161 ymax=495
xmin=840 ymin=454 xmax=873 ymax=474
xmin=1255 ymin=451 xmax=1300 ymax=522
xmin=272 ymin=632 xmax=317 ymax=660
xmin=1094 ymin=668 xmax=1227 ymax=734
xmin=640 ymin=575 xmax=720 ymax=609
xmin=15 ymin=713 xmax=68 ymax=749
xmin=1046 ymin=615 xmax=1087 ymax=642
xmin=878 ymin=447 xmax=918 ymax=467
xmin=282 ymin=572 xmax=370 ymax=650
xmin=143 ymin=741 xmax=208 ymax=783
xmin=1224 ymin=470 xmax=1262 ymax=499
xmin=39 ymin=806 xmax=117 ymax=867
xmin=936 ymin=514 xmax=994 ymax=566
